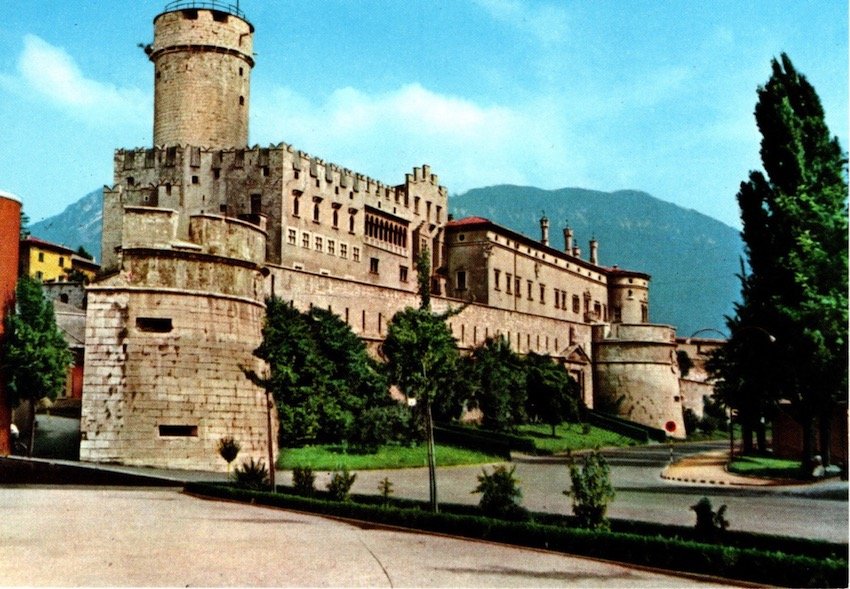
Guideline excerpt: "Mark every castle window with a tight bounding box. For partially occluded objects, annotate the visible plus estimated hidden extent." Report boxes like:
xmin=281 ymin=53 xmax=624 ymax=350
xmin=515 ymin=277 xmax=521 ymax=297
xmin=327 ymin=240 xmax=335 ymax=255
xmin=353 ymin=247 xmax=360 ymax=262
xmin=456 ymin=271 xmax=467 ymax=291
xmin=506 ymin=273 xmax=512 ymax=294
xmin=493 ymin=269 xmax=500 ymax=290
xmin=414 ymin=196 xmax=420 ymax=214
xmin=127 ymin=177 xmax=135 ymax=187
xmin=641 ymin=303 xmax=649 ymax=323
xmin=239 ymin=67 xmax=244 ymax=76
xmin=293 ymin=197 xmax=300 ymax=217
xmin=214 ymin=169 xmax=221 ymax=179
xmin=332 ymin=210 xmax=339 ymax=228
xmin=262 ymin=166 xmax=269 ymax=177
xmin=369 ymin=257 xmax=379 ymax=274
xmin=313 ymin=203 xmax=320 ymax=223
xmin=340 ymin=243 xmax=348 ymax=259
xmin=165 ymin=183 xmax=172 ymax=195
xmin=349 ymin=215 xmax=355 ymax=233
xmin=220 ymin=204 xmax=228 ymax=215
xmin=436 ymin=205 xmax=442 ymax=223
xmin=136 ymin=317 xmax=173 ymax=333
xmin=399 ymin=265 xmax=408 ymax=282
xmin=60 ymin=294 xmax=69 ymax=304
xmin=158 ymin=425 xmax=197 ymax=437
xmin=315 ymin=236 xmax=323 ymax=252
xmin=527 ymin=280 xmax=533 ymax=300
xmin=426 ymin=201 xmax=432 ymax=222
xmin=287 ymin=229 xmax=297 ymax=245
xmin=572 ymin=295 xmax=580 ymax=313
xmin=302 ymin=232 xmax=310 ymax=248
xmin=294 ymin=171 xmax=300 ymax=180
xmin=539 ymin=284 xmax=546 ymax=304
xmin=554 ymin=288 xmax=560 ymax=308
xmin=251 ymin=194 xmax=262 ymax=215
xmin=239 ymin=96 xmax=244 ymax=106
xmin=212 ymin=11 xmax=228 ymax=23
xmin=191 ymin=176 xmax=199 ymax=185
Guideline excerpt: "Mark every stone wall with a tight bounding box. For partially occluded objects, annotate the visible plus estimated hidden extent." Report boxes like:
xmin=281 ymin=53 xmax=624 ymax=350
xmin=151 ymin=9 xmax=253 ymax=148
xmin=592 ymin=323 xmax=685 ymax=437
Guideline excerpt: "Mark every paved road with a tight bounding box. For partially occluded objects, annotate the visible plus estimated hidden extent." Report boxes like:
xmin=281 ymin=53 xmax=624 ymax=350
xmin=0 ymin=486 xmax=736 ymax=587
xmin=295 ymin=441 xmax=848 ymax=543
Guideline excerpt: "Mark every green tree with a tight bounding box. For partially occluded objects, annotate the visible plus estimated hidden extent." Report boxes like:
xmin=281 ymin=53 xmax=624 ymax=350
xmin=524 ymin=352 xmax=581 ymax=436
xmin=712 ymin=54 xmax=848 ymax=466
xmin=382 ymin=248 xmax=460 ymax=512
xmin=565 ymin=450 xmax=616 ymax=530
xmin=75 ymin=246 xmax=93 ymax=260
xmin=468 ymin=336 xmax=526 ymax=431
xmin=1 ymin=276 xmax=72 ymax=456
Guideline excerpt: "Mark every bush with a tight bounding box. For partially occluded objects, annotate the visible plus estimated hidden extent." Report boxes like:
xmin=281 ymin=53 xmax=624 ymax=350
xmin=349 ymin=405 xmax=411 ymax=451
xmin=378 ymin=477 xmax=394 ymax=506
xmin=327 ymin=468 xmax=357 ymax=501
xmin=232 ymin=457 xmax=270 ymax=491
xmin=217 ymin=436 xmax=241 ymax=470
xmin=472 ymin=465 xmax=529 ymax=521
xmin=292 ymin=466 xmax=316 ymax=496
xmin=691 ymin=497 xmax=729 ymax=540
xmin=683 ymin=409 xmax=700 ymax=436
xmin=565 ymin=451 xmax=615 ymax=530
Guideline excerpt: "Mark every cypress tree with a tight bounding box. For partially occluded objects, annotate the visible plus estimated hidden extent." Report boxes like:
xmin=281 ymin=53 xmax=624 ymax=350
xmin=715 ymin=54 xmax=848 ymax=466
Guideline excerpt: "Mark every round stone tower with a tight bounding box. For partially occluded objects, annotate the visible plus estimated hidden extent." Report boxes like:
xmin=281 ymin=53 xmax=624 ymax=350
xmin=149 ymin=2 xmax=254 ymax=148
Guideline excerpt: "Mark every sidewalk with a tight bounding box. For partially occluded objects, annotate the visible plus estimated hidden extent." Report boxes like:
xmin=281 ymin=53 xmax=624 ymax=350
xmin=661 ymin=450 xmax=800 ymax=486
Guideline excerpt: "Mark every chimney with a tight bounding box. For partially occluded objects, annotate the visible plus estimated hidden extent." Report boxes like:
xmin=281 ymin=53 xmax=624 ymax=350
xmin=540 ymin=214 xmax=549 ymax=247
xmin=589 ymin=238 xmax=598 ymax=265
xmin=563 ymin=226 xmax=573 ymax=253
xmin=572 ymin=246 xmax=581 ymax=258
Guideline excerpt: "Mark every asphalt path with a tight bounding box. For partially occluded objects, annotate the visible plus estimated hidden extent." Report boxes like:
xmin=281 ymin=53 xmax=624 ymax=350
xmin=0 ymin=486 xmax=738 ymax=587
xmin=298 ymin=441 xmax=848 ymax=543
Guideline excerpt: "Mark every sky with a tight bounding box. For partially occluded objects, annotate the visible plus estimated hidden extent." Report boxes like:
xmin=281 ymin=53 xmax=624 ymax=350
xmin=0 ymin=1 xmax=846 ymax=229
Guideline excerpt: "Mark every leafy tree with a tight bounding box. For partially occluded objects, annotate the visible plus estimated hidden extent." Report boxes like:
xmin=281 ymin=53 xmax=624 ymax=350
xmin=1 ymin=276 xmax=72 ymax=456
xmin=565 ymin=450 xmax=616 ymax=530
xmin=19 ymin=210 xmax=29 ymax=240
xmin=524 ymin=352 xmax=581 ymax=436
xmin=217 ymin=436 xmax=241 ymax=472
xmin=75 ymin=245 xmax=93 ymax=260
xmin=468 ymin=336 xmax=526 ymax=431
xmin=472 ymin=464 xmax=529 ymax=521
xmin=711 ymin=54 xmax=848 ymax=466
xmin=691 ymin=497 xmax=730 ymax=540
xmin=382 ymin=248 xmax=461 ymax=512
xmin=676 ymin=350 xmax=694 ymax=378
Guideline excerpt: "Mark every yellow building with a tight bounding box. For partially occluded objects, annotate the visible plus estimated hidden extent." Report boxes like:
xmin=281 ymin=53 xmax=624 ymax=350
xmin=19 ymin=237 xmax=99 ymax=283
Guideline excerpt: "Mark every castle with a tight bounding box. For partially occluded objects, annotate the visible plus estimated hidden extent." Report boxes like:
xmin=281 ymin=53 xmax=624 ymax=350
xmin=80 ymin=2 xmax=687 ymax=471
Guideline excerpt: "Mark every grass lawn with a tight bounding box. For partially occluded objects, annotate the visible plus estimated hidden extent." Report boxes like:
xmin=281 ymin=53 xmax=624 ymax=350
xmin=278 ymin=443 xmax=504 ymax=471
xmin=513 ymin=422 xmax=639 ymax=453
xmin=727 ymin=455 xmax=805 ymax=479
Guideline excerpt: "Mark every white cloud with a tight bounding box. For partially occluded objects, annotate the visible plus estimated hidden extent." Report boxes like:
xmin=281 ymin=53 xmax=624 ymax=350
xmin=473 ymin=0 xmax=569 ymax=46
xmin=12 ymin=34 xmax=149 ymax=126
xmin=252 ymin=82 xmax=590 ymax=193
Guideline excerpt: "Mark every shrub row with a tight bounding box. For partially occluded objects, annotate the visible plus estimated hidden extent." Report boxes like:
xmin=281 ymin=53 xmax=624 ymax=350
xmin=184 ymin=482 xmax=847 ymax=588
xmin=583 ymin=411 xmax=666 ymax=442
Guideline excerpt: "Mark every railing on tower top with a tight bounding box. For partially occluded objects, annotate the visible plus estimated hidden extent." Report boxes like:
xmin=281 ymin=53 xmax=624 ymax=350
xmin=163 ymin=0 xmax=246 ymax=20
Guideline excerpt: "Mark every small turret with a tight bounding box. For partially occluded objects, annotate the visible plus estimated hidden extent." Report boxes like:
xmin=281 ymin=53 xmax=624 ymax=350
xmin=563 ymin=226 xmax=573 ymax=253
xmin=589 ymin=238 xmax=598 ymax=265
xmin=540 ymin=214 xmax=549 ymax=247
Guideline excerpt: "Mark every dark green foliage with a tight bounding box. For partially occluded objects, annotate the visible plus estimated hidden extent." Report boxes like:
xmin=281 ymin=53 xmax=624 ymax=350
xmin=683 ymin=408 xmax=700 ymax=436
xmin=472 ymin=465 xmax=529 ymax=521
xmin=217 ymin=436 xmax=240 ymax=466
xmin=691 ymin=497 xmax=730 ymax=541
xmin=19 ymin=210 xmax=30 ymax=239
xmin=467 ymin=336 xmax=526 ymax=431
xmin=232 ymin=457 xmax=270 ymax=491
xmin=676 ymin=350 xmax=694 ymax=378
xmin=524 ymin=352 xmax=581 ymax=436
xmin=327 ymin=468 xmax=357 ymax=501
xmin=565 ymin=451 xmax=615 ymax=530
xmin=187 ymin=482 xmax=848 ymax=588
xmin=292 ymin=466 xmax=316 ymax=496
xmin=349 ymin=404 xmax=411 ymax=452
xmin=712 ymin=54 xmax=848 ymax=465
xmin=75 ymin=245 xmax=93 ymax=260
xmin=2 ymin=276 xmax=72 ymax=456
xmin=251 ymin=297 xmax=396 ymax=448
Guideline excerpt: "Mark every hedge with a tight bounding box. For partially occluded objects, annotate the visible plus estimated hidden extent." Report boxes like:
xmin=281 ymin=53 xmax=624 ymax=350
xmin=184 ymin=482 xmax=847 ymax=588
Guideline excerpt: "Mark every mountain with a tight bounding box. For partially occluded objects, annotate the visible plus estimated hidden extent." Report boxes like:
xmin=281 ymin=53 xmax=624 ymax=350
xmin=29 ymin=189 xmax=103 ymax=262
xmin=30 ymin=184 xmax=743 ymax=336
xmin=450 ymin=186 xmax=743 ymax=337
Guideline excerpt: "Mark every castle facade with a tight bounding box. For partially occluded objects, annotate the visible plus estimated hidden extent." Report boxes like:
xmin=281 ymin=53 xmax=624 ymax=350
xmin=80 ymin=3 xmax=685 ymax=471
